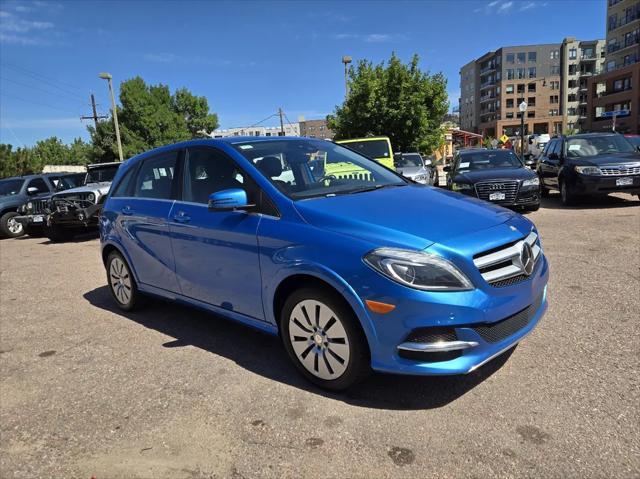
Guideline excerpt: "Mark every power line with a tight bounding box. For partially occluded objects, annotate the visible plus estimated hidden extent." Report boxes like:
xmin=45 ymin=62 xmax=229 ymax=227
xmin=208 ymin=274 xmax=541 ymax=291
xmin=0 ymin=75 xmax=86 ymax=107
xmin=2 ymin=62 xmax=86 ymax=99
xmin=0 ymin=92 xmax=81 ymax=116
xmin=247 ymin=112 xmax=279 ymax=129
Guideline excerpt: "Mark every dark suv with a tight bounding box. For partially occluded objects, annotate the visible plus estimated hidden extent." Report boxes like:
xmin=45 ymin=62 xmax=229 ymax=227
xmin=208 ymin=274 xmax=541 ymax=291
xmin=0 ymin=174 xmax=66 ymax=238
xmin=537 ymin=133 xmax=640 ymax=205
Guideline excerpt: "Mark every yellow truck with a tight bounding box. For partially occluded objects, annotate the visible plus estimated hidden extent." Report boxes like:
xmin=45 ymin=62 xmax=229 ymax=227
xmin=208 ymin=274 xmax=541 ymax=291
xmin=335 ymin=137 xmax=395 ymax=169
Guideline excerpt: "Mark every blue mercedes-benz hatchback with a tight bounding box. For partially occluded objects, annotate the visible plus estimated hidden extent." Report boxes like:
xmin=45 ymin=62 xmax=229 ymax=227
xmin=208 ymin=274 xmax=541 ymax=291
xmin=100 ymin=137 xmax=548 ymax=390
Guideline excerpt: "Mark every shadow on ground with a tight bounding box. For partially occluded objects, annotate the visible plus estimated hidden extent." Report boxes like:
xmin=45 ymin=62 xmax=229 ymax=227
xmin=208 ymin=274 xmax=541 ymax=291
xmin=541 ymin=192 xmax=639 ymax=210
xmin=84 ymin=285 xmax=513 ymax=411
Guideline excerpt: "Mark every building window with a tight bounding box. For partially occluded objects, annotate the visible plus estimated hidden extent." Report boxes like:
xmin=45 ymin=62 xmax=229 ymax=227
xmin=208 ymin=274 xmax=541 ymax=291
xmin=549 ymin=109 xmax=559 ymax=116
xmin=506 ymin=98 xmax=514 ymax=108
xmin=528 ymin=51 xmax=537 ymax=62
xmin=506 ymin=53 xmax=515 ymax=64
xmin=517 ymin=84 xmax=525 ymax=93
xmin=506 ymin=112 xmax=514 ymax=119
xmin=569 ymin=48 xmax=577 ymax=59
xmin=506 ymin=84 xmax=514 ymax=93
xmin=517 ymin=68 xmax=525 ymax=79
xmin=606 ymin=60 xmax=616 ymax=71
xmin=568 ymin=107 xmax=577 ymax=115
xmin=507 ymin=69 xmax=514 ymax=79
xmin=550 ymin=80 xmax=560 ymax=90
xmin=550 ymin=95 xmax=559 ymax=104
xmin=528 ymin=97 xmax=536 ymax=106
xmin=527 ymin=111 xmax=535 ymax=118
xmin=528 ymin=82 xmax=536 ymax=92
xmin=517 ymin=52 xmax=526 ymax=64
xmin=568 ymin=79 xmax=577 ymax=88
xmin=528 ymin=67 xmax=536 ymax=78
xmin=582 ymin=47 xmax=594 ymax=59
xmin=568 ymin=64 xmax=577 ymax=75
xmin=550 ymin=50 xmax=559 ymax=59
xmin=551 ymin=65 xmax=560 ymax=75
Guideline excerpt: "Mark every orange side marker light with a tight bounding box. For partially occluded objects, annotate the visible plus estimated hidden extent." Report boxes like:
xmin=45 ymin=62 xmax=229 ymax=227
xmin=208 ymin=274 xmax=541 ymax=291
xmin=365 ymin=300 xmax=396 ymax=314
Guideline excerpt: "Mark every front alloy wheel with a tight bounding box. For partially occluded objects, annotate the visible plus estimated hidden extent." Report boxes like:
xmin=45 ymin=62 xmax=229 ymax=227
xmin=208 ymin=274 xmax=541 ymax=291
xmin=0 ymin=212 xmax=24 ymax=238
xmin=281 ymin=288 xmax=370 ymax=391
xmin=288 ymin=299 xmax=351 ymax=380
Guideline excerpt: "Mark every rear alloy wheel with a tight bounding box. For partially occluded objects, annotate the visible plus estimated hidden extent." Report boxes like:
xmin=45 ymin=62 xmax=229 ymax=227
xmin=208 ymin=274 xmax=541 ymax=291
xmin=281 ymin=288 xmax=370 ymax=391
xmin=0 ymin=212 xmax=24 ymax=238
xmin=106 ymin=251 xmax=141 ymax=311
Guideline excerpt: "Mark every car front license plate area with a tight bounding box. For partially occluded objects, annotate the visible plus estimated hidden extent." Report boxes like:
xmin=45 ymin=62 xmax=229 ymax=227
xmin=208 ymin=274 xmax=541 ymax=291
xmin=489 ymin=192 xmax=506 ymax=201
xmin=616 ymin=177 xmax=633 ymax=187
xmin=32 ymin=215 xmax=44 ymax=223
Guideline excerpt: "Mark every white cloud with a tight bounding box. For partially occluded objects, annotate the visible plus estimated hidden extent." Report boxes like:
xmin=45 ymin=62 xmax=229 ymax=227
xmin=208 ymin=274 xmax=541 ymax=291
xmin=0 ymin=3 xmax=61 ymax=46
xmin=499 ymin=1 xmax=514 ymax=11
xmin=519 ymin=1 xmax=537 ymax=10
xmin=476 ymin=0 xmax=520 ymax=15
xmin=144 ymin=53 xmax=256 ymax=68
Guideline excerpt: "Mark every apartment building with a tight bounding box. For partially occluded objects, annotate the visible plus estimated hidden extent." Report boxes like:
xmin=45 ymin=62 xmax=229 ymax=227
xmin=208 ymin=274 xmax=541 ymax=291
xmin=459 ymin=43 xmax=564 ymax=138
xmin=298 ymin=118 xmax=334 ymax=139
xmin=560 ymin=37 xmax=606 ymax=132
xmin=209 ymin=123 xmax=300 ymax=138
xmin=584 ymin=0 xmax=640 ymax=133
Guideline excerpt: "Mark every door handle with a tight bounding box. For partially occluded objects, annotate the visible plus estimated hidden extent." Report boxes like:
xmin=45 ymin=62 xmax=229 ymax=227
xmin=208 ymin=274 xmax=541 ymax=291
xmin=173 ymin=211 xmax=191 ymax=223
xmin=121 ymin=206 xmax=133 ymax=215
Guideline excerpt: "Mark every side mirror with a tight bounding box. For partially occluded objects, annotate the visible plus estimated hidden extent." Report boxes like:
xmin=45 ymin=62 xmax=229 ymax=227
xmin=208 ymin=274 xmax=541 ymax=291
xmin=443 ymin=165 xmax=451 ymax=172
xmin=27 ymin=187 xmax=39 ymax=195
xmin=423 ymin=158 xmax=432 ymax=167
xmin=208 ymin=188 xmax=254 ymax=212
xmin=525 ymin=158 xmax=536 ymax=168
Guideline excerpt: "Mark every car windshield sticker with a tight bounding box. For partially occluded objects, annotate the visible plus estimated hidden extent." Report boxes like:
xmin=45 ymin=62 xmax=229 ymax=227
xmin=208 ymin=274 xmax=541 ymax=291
xmin=459 ymin=162 xmax=470 ymax=168
xmin=239 ymin=144 xmax=253 ymax=150
xmin=568 ymin=144 xmax=581 ymax=151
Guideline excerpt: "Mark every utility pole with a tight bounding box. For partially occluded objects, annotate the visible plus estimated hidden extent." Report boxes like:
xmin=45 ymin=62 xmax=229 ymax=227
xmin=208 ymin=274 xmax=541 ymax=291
xmin=279 ymin=108 xmax=285 ymax=136
xmin=80 ymin=93 xmax=107 ymax=130
xmin=99 ymin=72 xmax=124 ymax=162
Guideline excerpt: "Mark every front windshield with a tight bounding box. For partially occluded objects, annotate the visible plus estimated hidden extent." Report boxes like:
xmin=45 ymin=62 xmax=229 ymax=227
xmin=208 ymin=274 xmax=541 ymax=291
xmin=55 ymin=174 xmax=85 ymax=191
xmin=565 ymin=135 xmax=636 ymax=158
xmin=86 ymin=165 xmax=118 ymax=183
xmin=233 ymin=139 xmax=406 ymax=199
xmin=340 ymin=139 xmax=390 ymax=159
xmin=397 ymin=154 xmax=423 ymax=168
xmin=0 ymin=179 xmax=25 ymax=196
xmin=457 ymin=150 xmax=523 ymax=172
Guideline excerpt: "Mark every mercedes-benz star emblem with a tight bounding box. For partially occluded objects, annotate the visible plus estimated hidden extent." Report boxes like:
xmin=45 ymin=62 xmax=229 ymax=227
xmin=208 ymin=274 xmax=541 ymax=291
xmin=520 ymin=242 xmax=535 ymax=276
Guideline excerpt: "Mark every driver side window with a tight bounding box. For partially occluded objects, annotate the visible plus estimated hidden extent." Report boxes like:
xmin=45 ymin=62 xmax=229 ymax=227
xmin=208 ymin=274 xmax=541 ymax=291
xmin=183 ymin=147 xmax=249 ymax=204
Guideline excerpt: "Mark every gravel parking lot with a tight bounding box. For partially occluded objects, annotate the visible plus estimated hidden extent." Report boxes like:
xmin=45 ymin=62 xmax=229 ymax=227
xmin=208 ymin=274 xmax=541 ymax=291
xmin=1 ymin=192 xmax=639 ymax=479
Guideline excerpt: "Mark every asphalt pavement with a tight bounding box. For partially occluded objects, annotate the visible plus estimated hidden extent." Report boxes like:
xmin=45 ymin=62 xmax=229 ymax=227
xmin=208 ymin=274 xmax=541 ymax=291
xmin=1 ymin=192 xmax=638 ymax=478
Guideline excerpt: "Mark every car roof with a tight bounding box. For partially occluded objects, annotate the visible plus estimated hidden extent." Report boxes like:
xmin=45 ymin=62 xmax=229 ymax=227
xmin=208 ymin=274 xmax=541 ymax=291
xmin=562 ymin=132 xmax=623 ymax=139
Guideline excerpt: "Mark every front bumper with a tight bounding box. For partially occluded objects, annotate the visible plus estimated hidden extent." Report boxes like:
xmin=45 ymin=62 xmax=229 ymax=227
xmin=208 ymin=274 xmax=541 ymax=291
xmin=14 ymin=214 xmax=46 ymax=227
xmin=357 ymin=252 xmax=549 ymax=376
xmin=460 ymin=187 xmax=540 ymax=208
xmin=49 ymin=202 xmax=102 ymax=228
xmin=572 ymin=174 xmax=640 ymax=196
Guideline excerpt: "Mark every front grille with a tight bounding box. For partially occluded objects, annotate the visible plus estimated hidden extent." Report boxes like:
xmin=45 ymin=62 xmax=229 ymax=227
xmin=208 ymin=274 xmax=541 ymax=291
xmin=600 ymin=166 xmax=640 ymax=176
xmin=31 ymin=199 xmax=49 ymax=214
xmin=475 ymin=180 xmax=519 ymax=202
xmin=473 ymin=231 xmax=542 ymax=286
xmin=472 ymin=292 xmax=544 ymax=343
xmin=55 ymin=192 xmax=95 ymax=203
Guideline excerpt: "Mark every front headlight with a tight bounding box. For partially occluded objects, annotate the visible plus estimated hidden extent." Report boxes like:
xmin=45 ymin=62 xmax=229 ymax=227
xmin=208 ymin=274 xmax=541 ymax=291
xmin=364 ymin=248 xmax=474 ymax=291
xmin=414 ymin=174 xmax=429 ymax=182
xmin=26 ymin=202 xmax=33 ymax=212
xmin=452 ymin=182 xmax=473 ymax=191
xmin=574 ymin=166 xmax=601 ymax=176
xmin=87 ymin=193 xmax=95 ymax=202
xmin=522 ymin=177 xmax=540 ymax=187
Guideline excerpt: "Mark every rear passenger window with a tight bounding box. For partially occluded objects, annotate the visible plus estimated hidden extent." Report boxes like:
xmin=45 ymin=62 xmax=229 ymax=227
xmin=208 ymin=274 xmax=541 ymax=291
xmin=133 ymin=151 xmax=178 ymax=199
xmin=111 ymin=167 xmax=136 ymax=198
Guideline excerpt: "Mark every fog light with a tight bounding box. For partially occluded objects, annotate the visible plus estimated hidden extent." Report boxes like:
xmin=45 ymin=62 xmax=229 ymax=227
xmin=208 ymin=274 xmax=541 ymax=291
xmin=78 ymin=213 xmax=84 ymax=221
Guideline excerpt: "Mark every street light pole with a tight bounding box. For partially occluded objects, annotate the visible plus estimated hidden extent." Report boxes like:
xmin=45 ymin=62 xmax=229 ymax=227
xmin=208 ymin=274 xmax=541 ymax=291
xmin=342 ymin=55 xmax=352 ymax=98
xmin=519 ymin=101 xmax=528 ymax=159
xmin=99 ymin=72 xmax=124 ymax=162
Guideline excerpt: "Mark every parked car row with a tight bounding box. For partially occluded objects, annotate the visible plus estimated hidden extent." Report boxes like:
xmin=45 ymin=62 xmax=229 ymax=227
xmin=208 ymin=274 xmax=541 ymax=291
xmin=0 ymin=162 xmax=121 ymax=241
xmin=444 ymin=133 xmax=640 ymax=209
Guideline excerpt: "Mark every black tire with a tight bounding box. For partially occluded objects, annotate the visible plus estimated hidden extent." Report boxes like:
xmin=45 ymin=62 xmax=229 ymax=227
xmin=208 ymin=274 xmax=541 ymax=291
xmin=525 ymin=204 xmax=540 ymax=212
xmin=280 ymin=287 xmax=370 ymax=391
xmin=0 ymin=212 xmax=24 ymax=238
xmin=560 ymin=179 xmax=576 ymax=206
xmin=25 ymin=224 xmax=45 ymax=237
xmin=44 ymin=224 xmax=74 ymax=243
xmin=106 ymin=250 xmax=142 ymax=312
xmin=540 ymin=186 xmax=549 ymax=197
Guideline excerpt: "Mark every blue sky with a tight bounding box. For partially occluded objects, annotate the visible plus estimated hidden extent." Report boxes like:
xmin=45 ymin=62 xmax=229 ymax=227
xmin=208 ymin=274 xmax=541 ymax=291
xmin=0 ymin=0 xmax=605 ymax=146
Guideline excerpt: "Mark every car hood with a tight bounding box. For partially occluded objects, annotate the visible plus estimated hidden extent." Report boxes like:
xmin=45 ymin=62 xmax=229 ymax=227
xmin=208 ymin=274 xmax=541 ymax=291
xmin=52 ymin=182 xmax=111 ymax=197
xmin=454 ymin=167 xmax=536 ymax=183
xmin=569 ymin=151 xmax=640 ymax=166
xmin=293 ymin=185 xmax=518 ymax=250
xmin=396 ymin=166 xmax=427 ymax=177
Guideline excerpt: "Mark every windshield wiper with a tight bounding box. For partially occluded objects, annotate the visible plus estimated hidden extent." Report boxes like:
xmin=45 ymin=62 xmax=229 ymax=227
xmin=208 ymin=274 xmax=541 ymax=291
xmin=340 ymin=183 xmax=407 ymax=195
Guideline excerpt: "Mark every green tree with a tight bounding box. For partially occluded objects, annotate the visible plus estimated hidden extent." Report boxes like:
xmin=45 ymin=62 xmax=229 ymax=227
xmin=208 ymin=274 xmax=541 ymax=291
xmin=327 ymin=53 xmax=449 ymax=154
xmin=89 ymin=77 xmax=219 ymax=162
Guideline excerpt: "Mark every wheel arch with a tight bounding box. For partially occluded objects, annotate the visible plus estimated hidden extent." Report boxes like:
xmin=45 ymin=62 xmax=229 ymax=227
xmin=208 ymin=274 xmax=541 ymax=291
xmin=101 ymin=240 xmax=141 ymax=285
